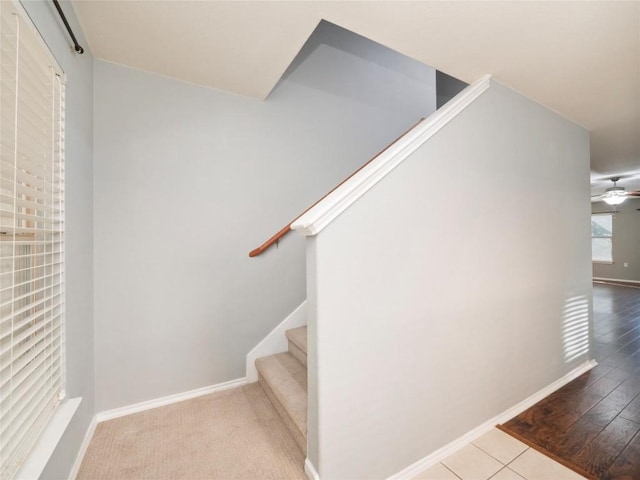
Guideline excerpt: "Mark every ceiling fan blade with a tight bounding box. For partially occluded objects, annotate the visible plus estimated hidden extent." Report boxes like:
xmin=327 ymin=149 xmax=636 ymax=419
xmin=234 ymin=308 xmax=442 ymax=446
xmin=628 ymin=191 xmax=640 ymax=197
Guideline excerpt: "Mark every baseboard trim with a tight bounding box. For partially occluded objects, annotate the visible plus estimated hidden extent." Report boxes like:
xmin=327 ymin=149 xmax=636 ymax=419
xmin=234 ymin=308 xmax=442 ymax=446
xmin=387 ymin=359 xmax=597 ymax=480
xmin=96 ymin=377 xmax=247 ymax=423
xmin=305 ymin=458 xmax=320 ymax=480
xmin=594 ymin=277 xmax=640 ymax=288
xmin=68 ymin=415 xmax=97 ymax=480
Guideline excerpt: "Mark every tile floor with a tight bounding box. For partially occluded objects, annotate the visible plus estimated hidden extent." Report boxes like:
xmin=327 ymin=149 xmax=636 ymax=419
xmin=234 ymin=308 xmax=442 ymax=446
xmin=413 ymin=428 xmax=588 ymax=480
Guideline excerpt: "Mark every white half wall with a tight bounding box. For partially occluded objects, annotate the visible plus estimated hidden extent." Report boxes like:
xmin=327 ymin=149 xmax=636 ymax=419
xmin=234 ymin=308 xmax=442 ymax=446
xmin=306 ymin=79 xmax=592 ymax=478
xmin=246 ymin=302 xmax=307 ymax=382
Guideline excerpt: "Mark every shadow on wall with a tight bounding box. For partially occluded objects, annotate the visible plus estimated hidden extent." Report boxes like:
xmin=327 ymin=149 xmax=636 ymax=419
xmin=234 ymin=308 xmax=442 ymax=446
xmin=275 ymin=19 xmax=468 ymax=111
xmin=562 ymin=294 xmax=590 ymax=362
xmin=274 ymin=20 xmax=439 ymax=112
xmin=436 ymin=70 xmax=468 ymax=109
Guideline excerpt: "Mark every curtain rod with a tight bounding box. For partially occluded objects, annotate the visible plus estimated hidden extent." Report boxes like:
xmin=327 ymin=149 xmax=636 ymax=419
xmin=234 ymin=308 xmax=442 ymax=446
xmin=51 ymin=0 xmax=84 ymax=54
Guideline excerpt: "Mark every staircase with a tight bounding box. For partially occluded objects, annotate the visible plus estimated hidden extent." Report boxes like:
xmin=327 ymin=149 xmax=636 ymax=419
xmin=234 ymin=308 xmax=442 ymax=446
xmin=255 ymin=326 xmax=308 ymax=454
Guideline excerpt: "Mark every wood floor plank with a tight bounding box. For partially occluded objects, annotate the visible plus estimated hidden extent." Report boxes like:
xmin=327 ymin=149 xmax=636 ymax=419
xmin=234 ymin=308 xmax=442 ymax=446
xmin=619 ymin=395 xmax=640 ymax=424
xmin=554 ymin=417 xmax=604 ymax=459
xmin=602 ymin=431 xmax=640 ymax=480
xmin=574 ymin=376 xmax=627 ymax=415
xmin=583 ymin=378 xmax=640 ymax=427
xmin=572 ymin=416 xmax=640 ymax=478
xmin=605 ymin=368 xmax=637 ymax=383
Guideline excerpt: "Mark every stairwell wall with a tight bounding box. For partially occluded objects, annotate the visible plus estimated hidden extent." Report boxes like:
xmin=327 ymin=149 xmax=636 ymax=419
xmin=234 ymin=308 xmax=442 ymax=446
xmin=93 ymin=22 xmax=437 ymax=411
xmin=306 ymin=80 xmax=592 ymax=478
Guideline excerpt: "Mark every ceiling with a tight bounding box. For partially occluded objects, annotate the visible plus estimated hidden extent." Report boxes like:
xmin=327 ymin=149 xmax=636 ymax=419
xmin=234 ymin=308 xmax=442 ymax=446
xmin=71 ymin=1 xmax=640 ymax=195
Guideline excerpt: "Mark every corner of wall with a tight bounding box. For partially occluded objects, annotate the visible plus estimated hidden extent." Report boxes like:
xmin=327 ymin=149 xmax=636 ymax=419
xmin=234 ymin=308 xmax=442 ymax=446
xmin=246 ymin=302 xmax=308 ymax=382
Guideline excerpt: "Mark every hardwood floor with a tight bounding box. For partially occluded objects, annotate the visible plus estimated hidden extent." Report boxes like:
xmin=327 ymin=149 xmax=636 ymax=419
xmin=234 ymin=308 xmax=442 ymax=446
xmin=500 ymin=282 xmax=640 ymax=480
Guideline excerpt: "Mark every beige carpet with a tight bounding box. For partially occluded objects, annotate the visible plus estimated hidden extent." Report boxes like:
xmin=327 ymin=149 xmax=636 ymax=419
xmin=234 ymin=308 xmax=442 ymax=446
xmin=78 ymin=383 xmax=306 ymax=480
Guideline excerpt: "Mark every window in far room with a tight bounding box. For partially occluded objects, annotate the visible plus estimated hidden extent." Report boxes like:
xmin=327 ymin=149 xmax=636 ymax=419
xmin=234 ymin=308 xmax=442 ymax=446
xmin=592 ymin=213 xmax=613 ymax=263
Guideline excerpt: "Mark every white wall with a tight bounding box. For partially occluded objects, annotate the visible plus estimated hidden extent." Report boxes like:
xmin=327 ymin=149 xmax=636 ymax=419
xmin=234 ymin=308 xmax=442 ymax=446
xmin=93 ymin=21 xmax=437 ymax=411
xmin=306 ymin=80 xmax=592 ymax=478
xmin=18 ymin=1 xmax=95 ymax=478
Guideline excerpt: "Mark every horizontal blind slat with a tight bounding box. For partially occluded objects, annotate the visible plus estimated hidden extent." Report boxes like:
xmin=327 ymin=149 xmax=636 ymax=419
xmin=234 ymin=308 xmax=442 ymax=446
xmin=0 ymin=297 xmax=63 ymax=334
xmin=0 ymin=352 xmax=61 ymax=413
xmin=0 ymin=395 xmax=59 ymax=479
xmin=0 ymin=288 xmax=62 ymax=319
xmin=0 ymin=284 xmax=62 ymax=314
xmin=0 ymin=328 xmax=62 ymax=383
xmin=0 ymin=177 xmax=63 ymax=203
xmin=0 ymin=344 xmax=61 ymax=406
xmin=0 ymin=264 xmax=63 ymax=288
xmin=0 ymin=300 xmax=63 ymax=344
xmin=1 ymin=145 xmax=64 ymax=181
xmin=0 ymin=239 xmax=58 ymax=246
xmin=0 ymin=162 xmax=62 ymax=193
xmin=0 ymin=376 xmax=62 ymax=450
xmin=0 ymin=209 xmax=61 ymax=226
xmin=0 ymin=193 xmax=61 ymax=213
xmin=0 ymin=388 xmax=60 ymax=478
xmin=0 ymin=249 xmax=61 ymax=261
xmin=0 ymin=270 xmax=63 ymax=294
xmin=0 ymin=326 xmax=61 ymax=376
xmin=0 ymin=110 xmax=53 ymax=150
xmin=1 ymin=56 xmax=52 ymax=100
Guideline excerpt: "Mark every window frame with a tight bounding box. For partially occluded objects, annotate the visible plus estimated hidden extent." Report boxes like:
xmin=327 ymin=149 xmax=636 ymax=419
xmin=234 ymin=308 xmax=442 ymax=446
xmin=0 ymin=1 xmax=68 ymax=478
xmin=591 ymin=212 xmax=614 ymax=264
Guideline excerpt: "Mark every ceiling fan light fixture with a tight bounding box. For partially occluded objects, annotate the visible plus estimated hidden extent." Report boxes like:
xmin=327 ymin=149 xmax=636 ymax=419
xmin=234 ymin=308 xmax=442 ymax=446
xmin=600 ymin=177 xmax=628 ymax=205
xmin=603 ymin=192 xmax=626 ymax=205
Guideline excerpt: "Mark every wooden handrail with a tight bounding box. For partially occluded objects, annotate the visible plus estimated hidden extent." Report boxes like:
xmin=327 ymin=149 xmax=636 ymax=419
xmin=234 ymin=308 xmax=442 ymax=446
xmin=249 ymin=224 xmax=292 ymax=257
xmin=248 ymin=118 xmax=425 ymax=257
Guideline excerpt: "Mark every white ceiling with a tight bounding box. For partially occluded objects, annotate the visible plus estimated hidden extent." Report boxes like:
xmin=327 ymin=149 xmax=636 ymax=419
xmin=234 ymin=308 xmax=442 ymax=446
xmin=71 ymin=0 xmax=640 ymax=194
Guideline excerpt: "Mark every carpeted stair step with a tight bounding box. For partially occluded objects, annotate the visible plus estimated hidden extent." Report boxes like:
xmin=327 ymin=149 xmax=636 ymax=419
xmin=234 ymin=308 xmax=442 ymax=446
xmin=285 ymin=326 xmax=307 ymax=367
xmin=255 ymin=352 xmax=307 ymax=454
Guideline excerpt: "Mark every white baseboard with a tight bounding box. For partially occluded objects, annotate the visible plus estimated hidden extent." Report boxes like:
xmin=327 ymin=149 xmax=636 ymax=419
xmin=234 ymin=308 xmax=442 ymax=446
xmin=387 ymin=359 xmax=598 ymax=480
xmin=305 ymin=458 xmax=320 ymax=480
xmin=68 ymin=415 xmax=97 ymax=480
xmin=246 ymin=301 xmax=307 ymax=382
xmin=594 ymin=277 xmax=640 ymax=287
xmin=96 ymin=377 xmax=247 ymax=423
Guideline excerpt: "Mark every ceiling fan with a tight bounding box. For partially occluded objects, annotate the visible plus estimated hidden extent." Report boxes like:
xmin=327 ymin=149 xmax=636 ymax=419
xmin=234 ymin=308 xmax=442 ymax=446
xmin=592 ymin=177 xmax=640 ymax=205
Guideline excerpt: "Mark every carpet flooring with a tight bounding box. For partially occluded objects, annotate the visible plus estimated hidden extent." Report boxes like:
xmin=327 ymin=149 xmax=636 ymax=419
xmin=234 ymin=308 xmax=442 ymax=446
xmin=77 ymin=383 xmax=306 ymax=479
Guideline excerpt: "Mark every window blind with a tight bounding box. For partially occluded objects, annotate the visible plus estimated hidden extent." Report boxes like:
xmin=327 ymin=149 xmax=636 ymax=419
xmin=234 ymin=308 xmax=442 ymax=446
xmin=0 ymin=1 xmax=66 ymax=478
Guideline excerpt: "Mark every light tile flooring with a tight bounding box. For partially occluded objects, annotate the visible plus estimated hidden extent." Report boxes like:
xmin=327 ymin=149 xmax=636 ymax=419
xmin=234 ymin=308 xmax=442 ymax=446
xmin=413 ymin=428 xmax=588 ymax=480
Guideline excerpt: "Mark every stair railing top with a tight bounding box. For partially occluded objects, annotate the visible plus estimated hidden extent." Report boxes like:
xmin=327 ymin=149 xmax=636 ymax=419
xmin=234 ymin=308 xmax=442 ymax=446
xmin=248 ymin=117 xmax=426 ymax=257
xmin=292 ymin=74 xmax=492 ymax=236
